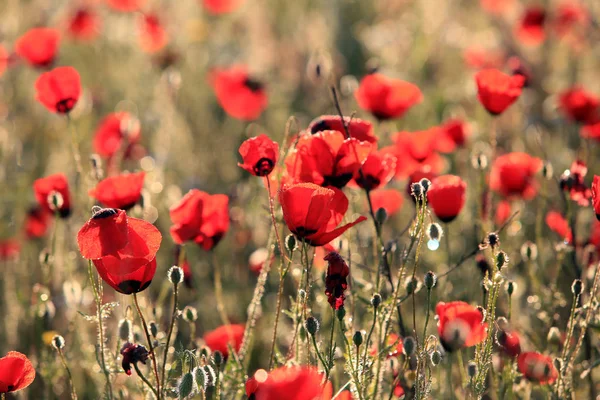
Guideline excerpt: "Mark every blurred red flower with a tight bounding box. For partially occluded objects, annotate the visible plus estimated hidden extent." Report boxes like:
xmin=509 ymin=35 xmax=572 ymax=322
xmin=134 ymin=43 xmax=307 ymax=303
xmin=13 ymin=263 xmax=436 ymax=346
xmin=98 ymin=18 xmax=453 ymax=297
xmin=35 ymin=66 xmax=81 ymax=114
xmin=593 ymin=176 xmax=600 ymax=220
xmin=33 ymin=173 xmax=72 ymax=217
xmin=66 ymin=8 xmax=101 ymax=41
xmin=106 ymin=0 xmax=145 ymax=12
xmin=324 ymin=252 xmax=349 ymax=310
xmin=0 ymin=45 xmax=9 ymax=77
xmin=253 ymin=366 xmax=325 ymax=400
xmin=497 ymin=328 xmax=522 ymax=358
xmin=279 ymin=183 xmax=366 ymax=246
xmin=138 ymin=14 xmax=169 ymax=54
xmin=480 ymin=0 xmax=513 ymax=14
xmin=558 ymin=86 xmax=599 ymax=124
xmin=308 ymin=115 xmax=377 ymax=144
xmin=489 ymin=152 xmax=542 ymax=200
xmin=210 ymin=66 xmax=267 ymax=120
xmin=475 ymin=69 xmax=524 ymax=115
xmin=203 ymin=0 xmax=245 ymax=14
xmin=515 ymin=7 xmax=546 ymax=46
xmin=77 ymin=208 xmax=161 ymax=294
xmin=463 ymin=47 xmax=505 ymax=70
xmin=427 ymin=175 xmax=467 ymax=223
xmin=248 ymin=248 xmax=269 ymax=275
xmin=546 ymin=211 xmax=572 ymax=243
xmin=24 ymin=207 xmax=51 ymax=239
xmin=0 ymin=239 xmax=20 ymax=261
xmin=560 ymin=160 xmax=591 ymax=206
xmin=385 ymin=130 xmax=445 ymax=179
xmin=370 ymin=189 xmax=404 ymax=217
xmin=517 ymin=352 xmax=557 ymax=384
xmin=580 ymin=121 xmax=600 ymax=141
xmin=238 ymin=134 xmax=279 ymax=177
xmin=495 ymin=200 xmax=512 ymax=226
xmin=440 ymin=119 xmax=469 ymax=148
xmin=507 ymin=57 xmax=532 ymax=88
xmin=169 ymin=189 xmax=230 ymax=251
xmin=203 ymin=324 xmax=245 ymax=357
xmin=15 ymin=28 xmax=60 ymax=68
xmin=0 ymin=351 xmax=35 ymax=393
xmin=93 ymin=112 xmax=142 ymax=159
xmin=436 ymin=301 xmax=487 ymax=351
xmin=89 ymin=171 xmax=145 ymax=210
xmin=351 ymin=150 xmax=396 ymax=191
xmin=554 ymin=1 xmax=589 ymax=39
xmin=355 ymin=73 xmax=422 ymax=120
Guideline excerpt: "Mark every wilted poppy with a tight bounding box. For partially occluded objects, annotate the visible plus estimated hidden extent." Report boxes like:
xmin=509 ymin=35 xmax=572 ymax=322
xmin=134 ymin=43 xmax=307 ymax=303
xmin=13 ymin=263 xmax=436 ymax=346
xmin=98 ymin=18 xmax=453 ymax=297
xmin=427 ymin=175 xmax=467 ymax=223
xmin=545 ymin=211 xmax=572 ymax=243
xmin=106 ymin=0 xmax=145 ymax=12
xmin=489 ymin=152 xmax=542 ymax=200
xmin=279 ymin=183 xmax=367 ymax=246
xmin=515 ymin=7 xmax=546 ymax=45
xmin=169 ymin=189 xmax=230 ymax=251
xmin=120 ymin=343 xmax=149 ymax=376
xmin=77 ymin=208 xmax=161 ymax=294
xmin=558 ymin=86 xmax=599 ymax=124
xmin=308 ymin=115 xmax=377 ymax=144
xmin=210 ymin=66 xmax=267 ymax=121
xmin=33 ymin=173 xmax=72 ymax=217
xmin=324 ymin=252 xmax=349 ymax=310
xmin=475 ymin=69 xmax=524 ymax=115
xmin=560 ymin=160 xmax=591 ymax=206
xmin=203 ymin=0 xmax=245 ymax=14
xmin=355 ymin=73 xmax=423 ymax=120
xmin=497 ymin=328 xmax=522 ymax=358
xmin=370 ymin=189 xmax=404 ymax=217
xmin=203 ymin=324 xmax=245 ymax=357
xmin=0 ymin=240 xmax=20 ymax=261
xmin=15 ymin=28 xmax=60 ymax=68
xmin=592 ymin=176 xmax=600 ymax=220
xmin=517 ymin=352 xmax=558 ymax=384
xmin=352 ymin=150 xmax=397 ymax=191
xmin=35 ymin=66 xmax=81 ymax=114
xmin=93 ymin=112 xmax=141 ymax=159
xmin=89 ymin=171 xmax=145 ymax=210
xmin=24 ymin=207 xmax=51 ymax=238
xmin=436 ymin=301 xmax=487 ymax=352
xmin=138 ymin=13 xmax=169 ymax=54
xmin=66 ymin=8 xmax=101 ymax=41
xmin=0 ymin=351 xmax=35 ymax=393
xmin=238 ymin=134 xmax=279 ymax=177
xmin=253 ymin=366 xmax=325 ymax=400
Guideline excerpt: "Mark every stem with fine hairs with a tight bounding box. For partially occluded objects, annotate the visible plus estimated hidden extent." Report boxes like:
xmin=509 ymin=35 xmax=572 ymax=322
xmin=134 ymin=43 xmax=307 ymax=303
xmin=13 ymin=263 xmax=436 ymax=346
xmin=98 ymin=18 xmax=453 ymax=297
xmin=133 ymin=292 xmax=161 ymax=399
xmin=212 ymin=251 xmax=231 ymax=326
xmin=161 ymin=279 xmax=179 ymax=396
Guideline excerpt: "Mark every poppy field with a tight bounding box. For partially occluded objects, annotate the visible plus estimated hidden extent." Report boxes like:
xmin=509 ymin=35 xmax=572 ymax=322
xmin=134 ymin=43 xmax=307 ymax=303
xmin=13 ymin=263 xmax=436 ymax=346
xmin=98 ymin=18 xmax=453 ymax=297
xmin=1 ymin=0 xmax=600 ymax=399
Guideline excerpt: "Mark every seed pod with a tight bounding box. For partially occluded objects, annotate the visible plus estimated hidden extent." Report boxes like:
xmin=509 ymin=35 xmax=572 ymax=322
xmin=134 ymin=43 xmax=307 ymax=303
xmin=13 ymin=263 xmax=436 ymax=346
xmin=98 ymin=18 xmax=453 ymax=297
xmin=467 ymin=361 xmax=478 ymax=378
xmin=375 ymin=207 xmax=388 ymax=226
xmin=572 ymin=279 xmax=583 ymax=296
xmin=430 ymin=350 xmax=441 ymax=366
xmin=371 ymin=293 xmax=382 ymax=308
xmin=424 ymin=271 xmax=437 ymax=289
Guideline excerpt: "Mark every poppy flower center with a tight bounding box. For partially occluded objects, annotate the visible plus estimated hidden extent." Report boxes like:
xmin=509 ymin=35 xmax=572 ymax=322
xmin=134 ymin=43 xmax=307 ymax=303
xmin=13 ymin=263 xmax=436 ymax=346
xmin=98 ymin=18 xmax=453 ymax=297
xmin=293 ymin=227 xmax=318 ymax=238
xmin=92 ymin=208 xmax=118 ymax=219
xmin=243 ymin=78 xmax=264 ymax=92
xmin=323 ymin=173 xmax=354 ymax=189
xmin=56 ymin=98 xmax=76 ymax=113
xmin=309 ymin=119 xmax=331 ymax=134
xmin=253 ymin=158 xmax=274 ymax=176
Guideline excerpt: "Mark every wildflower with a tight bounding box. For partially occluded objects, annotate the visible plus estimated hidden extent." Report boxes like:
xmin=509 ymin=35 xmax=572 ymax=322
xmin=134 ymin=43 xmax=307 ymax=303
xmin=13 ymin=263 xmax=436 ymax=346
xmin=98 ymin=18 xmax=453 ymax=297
xmin=436 ymin=301 xmax=487 ymax=352
xmin=24 ymin=207 xmax=51 ymax=238
xmin=93 ymin=112 xmax=142 ymax=159
xmin=515 ymin=7 xmax=546 ymax=46
xmin=558 ymin=86 xmax=599 ymax=124
xmin=35 ymin=67 xmax=81 ymax=114
xmin=88 ymin=172 xmax=145 ymax=210
xmin=352 ymin=150 xmax=397 ymax=191
xmin=489 ymin=152 xmax=542 ymax=200
xmin=0 ymin=351 xmax=35 ymax=393
xmin=15 ymin=28 xmax=60 ymax=67
xmin=497 ymin=328 xmax=521 ymax=358
xmin=120 ymin=343 xmax=149 ymax=376
xmin=209 ymin=66 xmax=267 ymax=120
xmin=238 ymin=134 xmax=279 ymax=177
xmin=203 ymin=324 xmax=245 ymax=358
xmin=203 ymin=0 xmax=245 ymax=14
xmin=0 ymin=240 xmax=20 ymax=261
xmin=138 ymin=13 xmax=169 ymax=54
xmin=355 ymin=73 xmax=423 ymax=120
xmin=370 ymin=189 xmax=404 ymax=217
xmin=308 ymin=115 xmax=377 ymax=143
xmin=475 ymin=69 xmax=524 ymax=115
xmin=324 ymin=252 xmax=349 ymax=310
xmin=33 ymin=174 xmax=72 ymax=218
xmin=517 ymin=352 xmax=558 ymax=384
xmin=560 ymin=160 xmax=592 ymax=206
xmin=546 ymin=211 xmax=572 ymax=243
xmin=252 ymin=366 xmax=325 ymax=400
xmin=440 ymin=118 xmax=470 ymax=148
xmin=427 ymin=175 xmax=467 ymax=222
xmin=592 ymin=175 xmax=600 ymax=220
xmin=106 ymin=0 xmax=145 ymax=12
xmin=66 ymin=8 xmax=101 ymax=41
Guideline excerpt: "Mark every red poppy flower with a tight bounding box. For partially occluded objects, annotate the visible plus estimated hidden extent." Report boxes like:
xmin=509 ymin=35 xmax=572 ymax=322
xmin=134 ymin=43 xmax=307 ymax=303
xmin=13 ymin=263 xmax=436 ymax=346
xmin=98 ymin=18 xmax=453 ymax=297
xmin=495 ymin=200 xmax=512 ymax=226
xmin=370 ymin=189 xmax=404 ymax=217
xmin=558 ymin=86 xmax=599 ymax=124
xmin=106 ymin=0 xmax=145 ymax=12
xmin=120 ymin=342 xmax=149 ymax=376
xmin=89 ymin=171 xmax=145 ymax=210
xmin=592 ymin=176 xmax=600 ymax=220
xmin=289 ymin=130 xmax=372 ymax=188
xmin=546 ymin=211 xmax=572 ymax=243
xmin=440 ymin=119 xmax=469 ymax=148
xmin=35 ymin=66 xmax=81 ymax=114
xmin=475 ymin=69 xmax=524 ymax=115
xmin=427 ymin=175 xmax=467 ymax=223
xmin=24 ymin=207 xmax=51 ymax=239
xmin=517 ymin=352 xmax=558 ymax=384
xmin=581 ymin=121 xmax=600 ymax=141
xmin=138 ymin=14 xmax=169 ymax=54
xmin=515 ymin=7 xmax=546 ymax=46
xmin=507 ymin=57 xmax=532 ymax=88
xmin=0 ymin=351 xmax=35 ymax=393
xmin=355 ymin=73 xmax=423 ymax=120
xmin=0 ymin=45 xmax=9 ymax=77
xmin=352 ymin=150 xmax=396 ymax=191
xmin=436 ymin=301 xmax=487 ymax=352
xmin=203 ymin=0 xmax=245 ymax=14
xmin=15 ymin=28 xmax=60 ymax=68
xmin=489 ymin=152 xmax=542 ymax=200
xmin=324 ymin=252 xmax=349 ymax=310
xmin=254 ymin=366 xmax=325 ymax=400
xmin=210 ymin=66 xmax=267 ymax=121
xmin=497 ymin=328 xmax=522 ymax=358
xmin=308 ymin=115 xmax=377 ymax=144
xmin=0 ymin=239 xmax=20 ymax=261
xmin=93 ymin=112 xmax=142 ymax=159
xmin=463 ymin=47 xmax=505 ymax=70
xmin=279 ymin=183 xmax=367 ymax=246
xmin=203 ymin=324 xmax=245 ymax=357
xmin=560 ymin=160 xmax=591 ymax=206
xmin=554 ymin=2 xmax=589 ymax=39
xmin=480 ymin=0 xmax=513 ymax=14
xmin=238 ymin=134 xmax=279 ymax=177
xmin=169 ymin=189 xmax=230 ymax=251
xmin=66 ymin=8 xmax=101 ymax=41
xmin=33 ymin=173 xmax=72 ymax=217
xmin=386 ymin=131 xmax=445 ymax=179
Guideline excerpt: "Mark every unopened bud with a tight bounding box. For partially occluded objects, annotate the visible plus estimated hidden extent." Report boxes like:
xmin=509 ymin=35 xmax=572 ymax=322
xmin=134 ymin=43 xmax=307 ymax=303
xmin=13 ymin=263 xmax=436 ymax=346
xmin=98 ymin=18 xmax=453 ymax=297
xmin=118 ymin=318 xmax=133 ymax=342
xmin=194 ymin=367 xmax=207 ymax=391
xmin=410 ymin=183 xmax=423 ymax=200
xmin=47 ymin=191 xmax=64 ymax=212
xmin=404 ymin=277 xmax=421 ymax=295
xmin=424 ymin=271 xmax=437 ymax=289
xmin=471 ymin=153 xmax=488 ymax=170
xmin=520 ymin=241 xmax=538 ymax=261
xmin=467 ymin=361 xmax=478 ymax=378
xmin=487 ymin=232 xmax=500 ymax=248
xmin=168 ymin=266 xmax=184 ymax=285
xmin=506 ymin=281 xmax=516 ymax=296
xmin=547 ymin=327 xmax=561 ymax=345
xmin=371 ymin=293 xmax=382 ymax=308
xmin=52 ymin=334 xmax=65 ymax=350
xmin=375 ymin=207 xmax=388 ymax=226
xmin=304 ymin=317 xmax=319 ymax=336
xmin=203 ymin=365 xmax=216 ymax=386
xmin=149 ymin=321 xmax=159 ymax=338
xmin=183 ymin=306 xmax=198 ymax=323
xmin=496 ymin=251 xmax=509 ymax=271
xmin=336 ymin=306 xmax=346 ymax=321
xmin=430 ymin=350 xmax=441 ymax=366
xmin=571 ymin=279 xmax=583 ymax=296
xmin=285 ymin=234 xmax=297 ymax=253
xmin=419 ymin=178 xmax=431 ymax=194
xmin=353 ymin=331 xmax=363 ymax=347
xmin=403 ymin=337 xmax=415 ymax=356
xmin=427 ymin=223 xmax=443 ymax=241
xmin=212 ymin=350 xmax=223 ymax=367
xmin=178 ymin=372 xmax=194 ymax=398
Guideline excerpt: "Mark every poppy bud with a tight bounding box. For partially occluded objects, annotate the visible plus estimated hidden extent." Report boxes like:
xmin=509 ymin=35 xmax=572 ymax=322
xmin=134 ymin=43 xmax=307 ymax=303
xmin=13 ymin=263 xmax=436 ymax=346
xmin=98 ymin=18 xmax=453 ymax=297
xmin=471 ymin=153 xmax=488 ymax=170
xmin=371 ymin=293 xmax=382 ymax=308
xmin=168 ymin=266 xmax=184 ymax=285
xmin=419 ymin=178 xmax=431 ymax=194
xmin=427 ymin=223 xmax=443 ymax=241
xmin=496 ymin=251 xmax=509 ymax=271
xmin=553 ymin=358 xmax=562 ymax=374
xmin=410 ymin=182 xmax=423 ymax=200
xmin=52 ymin=334 xmax=65 ymax=350
xmin=194 ymin=367 xmax=207 ymax=391
xmin=203 ymin=365 xmax=216 ymax=386
xmin=547 ymin=327 xmax=561 ymax=345
xmin=178 ymin=372 xmax=194 ymax=398
xmin=375 ymin=207 xmax=388 ymax=226
xmin=403 ymin=337 xmax=415 ymax=356
xmin=520 ymin=241 xmax=538 ymax=261
xmin=430 ymin=350 xmax=441 ymax=366
xmin=212 ymin=350 xmax=224 ymax=367
xmin=39 ymin=249 xmax=53 ymax=267
xmin=118 ymin=318 xmax=133 ymax=342
xmin=467 ymin=361 xmax=478 ymax=378
xmin=353 ymin=331 xmax=363 ymax=347
xmin=89 ymin=154 xmax=103 ymax=180
xmin=404 ymin=277 xmax=421 ymax=295
xmin=571 ymin=279 xmax=583 ymax=296
xmin=149 ymin=321 xmax=159 ymax=338
xmin=48 ymin=191 xmax=64 ymax=212
xmin=424 ymin=271 xmax=437 ymax=289
xmin=304 ymin=316 xmax=320 ymax=336
xmin=307 ymin=52 xmax=332 ymax=83
xmin=285 ymin=234 xmax=297 ymax=253
xmin=543 ymin=162 xmax=553 ymax=180
xmin=336 ymin=306 xmax=346 ymax=321
xmin=506 ymin=281 xmax=516 ymax=296
xmin=299 ymin=289 xmax=307 ymax=301
xmin=487 ymin=232 xmax=500 ymax=248
xmin=183 ymin=306 xmax=198 ymax=323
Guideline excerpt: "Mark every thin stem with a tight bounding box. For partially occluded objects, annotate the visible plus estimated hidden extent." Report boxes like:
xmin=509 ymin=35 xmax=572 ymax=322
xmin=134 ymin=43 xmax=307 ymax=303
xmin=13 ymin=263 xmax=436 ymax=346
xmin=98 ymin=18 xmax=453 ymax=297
xmin=133 ymin=362 xmax=159 ymax=398
xmin=133 ymin=293 xmax=161 ymax=399
xmin=310 ymin=333 xmax=329 ymax=376
xmin=161 ymin=282 xmax=179 ymax=396
xmin=422 ymin=288 xmax=432 ymax=342
xmin=266 ymin=177 xmax=288 ymax=262
xmin=66 ymin=114 xmax=83 ymax=179
xmin=361 ymin=307 xmax=378 ymax=393
xmin=268 ymin=254 xmax=293 ymax=369
xmin=213 ymin=252 xmax=231 ymax=326
xmin=326 ymin=312 xmax=336 ymax=381
xmin=57 ymin=348 xmax=78 ymax=400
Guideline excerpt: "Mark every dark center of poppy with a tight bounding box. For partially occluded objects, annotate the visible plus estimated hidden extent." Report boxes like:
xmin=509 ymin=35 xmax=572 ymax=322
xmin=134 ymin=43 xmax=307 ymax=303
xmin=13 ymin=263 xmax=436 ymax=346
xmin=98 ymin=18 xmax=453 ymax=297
xmin=309 ymin=119 xmax=331 ymax=134
xmin=322 ymin=173 xmax=354 ymax=189
xmin=92 ymin=208 xmax=118 ymax=219
xmin=243 ymin=78 xmax=264 ymax=92
xmin=56 ymin=98 xmax=76 ymax=114
xmin=293 ymin=227 xmax=318 ymax=238
xmin=117 ymin=279 xmax=152 ymax=294
xmin=59 ymin=207 xmax=72 ymax=219
xmin=253 ymin=158 xmax=274 ymax=176
xmin=355 ymin=175 xmax=381 ymax=191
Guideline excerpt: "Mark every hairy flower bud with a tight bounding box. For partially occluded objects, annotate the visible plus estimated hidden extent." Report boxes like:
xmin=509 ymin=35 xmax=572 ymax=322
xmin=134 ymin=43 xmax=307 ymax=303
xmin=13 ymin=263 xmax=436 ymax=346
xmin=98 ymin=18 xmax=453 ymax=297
xmin=118 ymin=318 xmax=133 ymax=342
xmin=183 ymin=306 xmax=198 ymax=323
xmin=467 ymin=361 xmax=478 ymax=378
xmin=419 ymin=178 xmax=431 ymax=194
xmin=168 ymin=266 xmax=184 ymax=285
xmin=285 ymin=234 xmax=297 ymax=253
xmin=411 ymin=182 xmax=423 ymax=200
xmin=427 ymin=223 xmax=443 ymax=241
xmin=194 ymin=367 xmax=207 ymax=391
xmin=353 ymin=331 xmax=363 ymax=347
xmin=424 ymin=271 xmax=437 ymax=290
xmin=304 ymin=316 xmax=320 ymax=336
xmin=471 ymin=152 xmax=488 ymax=170
xmin=403 ymin=337 xmax=415 ymax=357
xmin=375 ymin=207 xmax=388 ymax=226
xmin=571 ymin=279 xmax=583 ymax=296
xmin=149 ymin=321 xmax=159 ymax=338
xmin=506 ymin=281 xmax=516 ymax=296
xmin=371 ymin=293 xmax=382 ymax=308
xmin=48 ymin=191 xmax=64 ymax=212
xmin=212 ymin=350 xmax=223 ymax=367
xmin=178 ymin=372 xmax=194 ymax=398
xmin=430 ymin=350 xmax=441 ymax=366
xmin=520 ymin=241 xmax=538 ymax=261
xmin=52 ymin=334 xmax=65 ymax=350
xmin=496 ymin=251 xmax=509 ymax=271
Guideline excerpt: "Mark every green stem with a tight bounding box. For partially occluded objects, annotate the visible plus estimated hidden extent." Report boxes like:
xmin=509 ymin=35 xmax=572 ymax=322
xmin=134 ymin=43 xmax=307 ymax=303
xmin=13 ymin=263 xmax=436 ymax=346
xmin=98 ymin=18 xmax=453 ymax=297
xmin=133 ymin=362 xmax=159 ymax=398
xmin=269 ymin=253 xmax=293 ymax=369
xmin=326 ymin=312 xmax=336 ymax=381
xmin=213 ymin=252 xmax=231 ymax=327
xmin=161 ymin=282 xmax=179 ymax=396
xmin=310 ymin=333 xmax=329 ymax=376
xmin=57 ymin=348 xmax=78 ymax=400
xmin=422 ymin=288 xmax=432 ymax=341
xmin=133 ymin=293 xmax=161 ymax=399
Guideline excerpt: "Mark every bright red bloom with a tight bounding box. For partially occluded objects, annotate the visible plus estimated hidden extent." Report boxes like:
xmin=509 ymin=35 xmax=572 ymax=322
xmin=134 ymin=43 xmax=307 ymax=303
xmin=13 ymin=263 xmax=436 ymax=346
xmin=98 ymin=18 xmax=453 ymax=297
xmin=15 ymin=28 xmax=60 ymax=68
xmin=35 ymin=66 xmax=81 ymax=114
xmin=138 ymin=14 xmax=169 ymax=54
xmin=440 ymin=119 xmax=469 ymax=148
xmin=0 ymin=45 xmax=9 ymax=77
xmin=355 ymin=73 xmax=423 ymax=120
xmin=385 ymin=130 xmax=445 ymax=179
xmin=203 ymin=324 xmax=245 ymax=357
xmin=279 ymin=183 xmax=367 ymax=246
xmin=427 ymin=175 xmax=467 ymax=223
xmin=24 ymin=207 xmax=51 ymax=239
xmin=308 ymin=115 xmax=377 ymax=144
xmin=480 ymin=0 xmax=513 ymax=14
xmin=93 ymin=112 xmax=142 ymax=159
xmin=210 ymin=66 xmax=267 ymax=121
xmin=352 ymin=150 xmax=396 ymax=191
xmin=517 ymin=352 xmax=558 ymax=384
xmin=372 ymin=332 xmax=404 ymax=359
xmin=106 ymin=0 xmax=145 ymax=12
xmin=0 ymin=351 xmax=35 ymax=393
xmin=89 ymin=171 xmax=145 ymax=210
xmin=554 ymin=2 xmax=589 ymax=39
xmin=33 ymin=173 xmax=72 ymax=217
xmin=370 ymin=189 xmax=404 ymax=217
xmin=169 ymin=189 xmax=230 ymax=250
xmin=581 ymin=121 xmax=600 ymax=141
xmin=558 ymin=86 xmax=599 ymax=124
xmin=289 ymin=130 xmax=372 ymax=188
xmin=238 ymin=134 xmax=279 ymax=177
xmin=546 ymin=211 xmax=572 ymax=243
xmin=254 ymin=366 xmax=325 ymax=400
xmin=436 ymin=301 xmax=487 ymax=351
xmin=515 ymin=7 xmax=546 ymax=46
xmin=507 ymin=57 xmax=532 ymax=88
xmin=497 ymin=329 xmax=522 ymax=358
xmin=324 ymin=252 xmax=349 ymax=310
xmin=475 ymin=69 xmax=524 ymax=115
xmin=560 ymin=160 xmax=591 ymax=206
xmin=0 ymin=240 xmax=20 ymax=261
xmin=495 ymin=200 xmax=512 ymax=226
xmin=203 ymin=0 xmax=245 ymax=14
xmin=66 ymin=8 xmax=101 ymax=41
xmin=489 ymin=152 xmax=542 ymax=200
xmin=593 ymin=176 xmax=600 ymax=220
xmin=463 ymin=47 xmax=505 ymax=70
